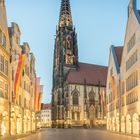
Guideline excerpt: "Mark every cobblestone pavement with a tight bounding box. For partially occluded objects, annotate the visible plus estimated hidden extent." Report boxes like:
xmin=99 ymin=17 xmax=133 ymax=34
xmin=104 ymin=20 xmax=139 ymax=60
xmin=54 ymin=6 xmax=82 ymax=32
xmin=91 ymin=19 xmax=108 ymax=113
xmin=17 ymin=128 xmax=140 ymax=140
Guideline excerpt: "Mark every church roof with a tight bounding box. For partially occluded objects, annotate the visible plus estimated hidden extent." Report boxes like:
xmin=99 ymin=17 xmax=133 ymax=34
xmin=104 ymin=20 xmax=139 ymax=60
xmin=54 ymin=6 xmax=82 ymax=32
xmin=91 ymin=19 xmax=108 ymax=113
xmin=138 ymin=10 xmax=140 ymax=15
xmin=114 ymin=46 xmax=123 ymax=67
xmin=66 ymin=62 xmax=108 ymax=86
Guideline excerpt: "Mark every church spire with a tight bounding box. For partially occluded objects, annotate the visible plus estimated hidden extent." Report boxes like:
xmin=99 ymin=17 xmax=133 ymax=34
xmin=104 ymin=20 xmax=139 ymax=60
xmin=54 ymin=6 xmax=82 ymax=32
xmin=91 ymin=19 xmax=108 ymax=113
xmin=59 ymin=0 xmax=73 ymax=27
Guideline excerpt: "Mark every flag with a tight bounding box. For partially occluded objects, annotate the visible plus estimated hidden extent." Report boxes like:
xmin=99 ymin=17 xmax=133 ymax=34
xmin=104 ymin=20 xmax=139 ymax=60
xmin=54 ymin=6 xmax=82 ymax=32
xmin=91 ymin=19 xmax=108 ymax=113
xmin=14 ymin=54 xmax=26 ymax=99
xmin=34 ymin=77 xmax=42 ymax=112
xmin=38 ymin=92 xmax=41 ymax=111
xmin=38 ymin=85 xmax=43 ymax=111
xmin=34 ymin=79 xmax=37 ymax=111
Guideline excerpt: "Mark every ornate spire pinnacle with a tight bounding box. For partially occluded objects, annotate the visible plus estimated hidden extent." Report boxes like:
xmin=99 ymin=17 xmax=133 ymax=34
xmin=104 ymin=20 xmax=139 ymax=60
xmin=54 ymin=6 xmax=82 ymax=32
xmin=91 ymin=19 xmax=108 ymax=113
xmin=59 ymin=0 xmax=73 ymax=27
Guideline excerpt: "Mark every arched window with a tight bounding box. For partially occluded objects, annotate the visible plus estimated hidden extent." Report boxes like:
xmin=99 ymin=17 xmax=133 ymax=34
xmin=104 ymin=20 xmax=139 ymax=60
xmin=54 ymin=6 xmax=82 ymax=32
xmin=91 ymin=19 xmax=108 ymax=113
xmin=89 ymin=91 xmax=95 ymax=105
xmin=73 ymin=92 xmax=79 ymax=105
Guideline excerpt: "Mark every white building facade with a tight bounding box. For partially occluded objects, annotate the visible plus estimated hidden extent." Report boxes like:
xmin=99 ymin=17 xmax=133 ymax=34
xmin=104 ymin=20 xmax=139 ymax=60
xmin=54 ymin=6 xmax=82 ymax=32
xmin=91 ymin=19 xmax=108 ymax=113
xmin=41 ymin=104 xmax=52 ymax=128
xmin=107 ymin=0 xmax=140 ymax=136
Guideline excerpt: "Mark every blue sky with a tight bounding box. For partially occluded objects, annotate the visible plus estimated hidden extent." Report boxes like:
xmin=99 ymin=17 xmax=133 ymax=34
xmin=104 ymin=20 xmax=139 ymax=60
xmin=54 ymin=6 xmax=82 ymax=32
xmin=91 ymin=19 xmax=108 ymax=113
xmin=5 ymin=0 xmax=140 ymax=103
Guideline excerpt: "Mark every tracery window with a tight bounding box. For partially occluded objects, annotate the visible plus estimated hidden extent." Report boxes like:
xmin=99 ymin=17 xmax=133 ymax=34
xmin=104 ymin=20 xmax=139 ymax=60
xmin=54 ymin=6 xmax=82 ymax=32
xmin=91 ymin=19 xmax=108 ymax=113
xmin=89 ymin=91 xmax=95 ymax=105
xmin=73 ymin=91 xmax=79 ymax=105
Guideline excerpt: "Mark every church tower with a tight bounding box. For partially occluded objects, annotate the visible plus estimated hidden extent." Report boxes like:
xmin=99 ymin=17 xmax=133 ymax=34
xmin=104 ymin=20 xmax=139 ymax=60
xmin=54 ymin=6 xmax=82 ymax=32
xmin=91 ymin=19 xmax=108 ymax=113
xmin=52 ymin=0 xmax=78 ymax=128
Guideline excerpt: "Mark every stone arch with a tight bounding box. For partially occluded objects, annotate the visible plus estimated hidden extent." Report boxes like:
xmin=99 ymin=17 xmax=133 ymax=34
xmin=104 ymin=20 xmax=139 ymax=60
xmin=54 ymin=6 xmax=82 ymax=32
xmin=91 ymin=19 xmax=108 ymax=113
xmin=1 ymin=111 xmax=8 ymax=136
xmin=132 ymin=113 xmax=139 ymax=135
xmin=71 ymin=87 xmax=80 ymax=96
xmin=32 ymin=113 xmax=36 ymax=132
xmin=116 ymin=114 xmax=119 ymax=132
xmin=110 ymin=118 xmax=112 ymax=131
xmin=16 ymin=113 xmax=22 ymax=134
xmin=27 ymin=114 xmax=31 ymax=132
xmin=112 ymin=117 xmax=115 ymax=131
xmin=89 ymin=105 xmax=96 ymax=127
xmin=10 ymin=110 xmax=17 ymax=135
xmin=23 ymin=115 xmax=27 ymax=133
xmin=107 ymin=117 xmax=112 ymax=131
xmin=121 ymin=116 xmax=125 ymax=133
xmin=72 ymin=90 xmax=79 ymax=105
xmin=126 ymin=114 xmax=132 ymax=134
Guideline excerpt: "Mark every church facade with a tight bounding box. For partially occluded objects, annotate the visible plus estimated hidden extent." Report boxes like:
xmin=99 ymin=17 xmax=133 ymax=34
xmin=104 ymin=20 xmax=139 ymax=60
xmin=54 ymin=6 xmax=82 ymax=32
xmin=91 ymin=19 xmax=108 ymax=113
xmin=52 ymin=0 xmax=108 ymax=128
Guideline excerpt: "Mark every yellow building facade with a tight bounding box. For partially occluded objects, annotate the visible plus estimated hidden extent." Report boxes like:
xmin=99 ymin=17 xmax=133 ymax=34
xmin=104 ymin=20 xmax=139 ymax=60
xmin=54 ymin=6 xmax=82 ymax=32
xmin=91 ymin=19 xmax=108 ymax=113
xmin=0 ymin=0 xmax=43 ymax=137
xmin=107 ymin=0 xmax=140 ymax=136
xmin=9 ymin=22 xmax=37 ymax=135
xmin=0 ymin=0 xmax=11 ymax=136
xmin=41 ymin=104 xmax=52 ymax=128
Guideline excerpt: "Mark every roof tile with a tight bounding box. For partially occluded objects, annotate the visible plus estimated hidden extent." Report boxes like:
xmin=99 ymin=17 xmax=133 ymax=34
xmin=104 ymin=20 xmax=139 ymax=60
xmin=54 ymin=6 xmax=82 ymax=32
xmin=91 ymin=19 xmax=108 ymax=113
xmin=66 ymin=62 xmax=108 ymax=86
xmin=41 ymin=103 xmax=52 ymax=110
xmin=114 ymin=47 xmax=123 ymax=67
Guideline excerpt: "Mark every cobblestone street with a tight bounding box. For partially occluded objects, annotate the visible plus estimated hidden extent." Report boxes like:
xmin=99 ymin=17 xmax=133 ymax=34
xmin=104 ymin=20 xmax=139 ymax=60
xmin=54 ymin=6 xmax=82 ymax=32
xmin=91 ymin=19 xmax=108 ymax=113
xmin=17 ymin=129 xmax=140 ymax=140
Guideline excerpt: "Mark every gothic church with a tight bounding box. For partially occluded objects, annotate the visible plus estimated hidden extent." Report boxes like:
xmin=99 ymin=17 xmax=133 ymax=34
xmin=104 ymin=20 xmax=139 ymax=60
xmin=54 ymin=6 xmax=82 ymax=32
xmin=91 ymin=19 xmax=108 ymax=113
xmin=52 ymin=0 xmax=108 ymax=128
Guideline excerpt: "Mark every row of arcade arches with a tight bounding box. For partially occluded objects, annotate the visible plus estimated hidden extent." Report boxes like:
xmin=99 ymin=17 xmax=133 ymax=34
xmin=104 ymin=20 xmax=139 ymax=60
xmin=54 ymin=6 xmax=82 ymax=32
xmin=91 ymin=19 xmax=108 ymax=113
xmin=107 ymin=113 xmax=140 ymax=135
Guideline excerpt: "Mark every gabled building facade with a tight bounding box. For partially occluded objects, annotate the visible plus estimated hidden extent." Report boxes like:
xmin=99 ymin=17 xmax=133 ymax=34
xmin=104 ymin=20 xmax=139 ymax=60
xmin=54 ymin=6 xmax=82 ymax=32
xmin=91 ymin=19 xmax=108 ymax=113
xmin=107 ymin=46 xmax=123 ymax=132
xmin=120 ymin=0 xmax=140 ymax=135
xmin=0 ymin=0 xmax=11 ymax=136
xmin=41 ymin=103 xmax=52 ymax=128
xmin=9 ymin=22 xmax=37 ymax=134
xmin=0 ymin=0 xmax=43 ymax=137
xmin=107 ymin=0 xmax=140 ymax=136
